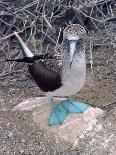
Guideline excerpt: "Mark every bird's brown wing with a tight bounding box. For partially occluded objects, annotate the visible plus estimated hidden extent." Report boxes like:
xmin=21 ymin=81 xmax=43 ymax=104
xmin=29 ymin=61 xmax=62 ymax=92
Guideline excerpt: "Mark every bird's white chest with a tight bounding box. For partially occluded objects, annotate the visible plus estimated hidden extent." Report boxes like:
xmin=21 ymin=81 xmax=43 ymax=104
xmin=63 ymin=56 xmax=86 ymax=92
xmin=47 ymin=55 xmax=86 ymax=97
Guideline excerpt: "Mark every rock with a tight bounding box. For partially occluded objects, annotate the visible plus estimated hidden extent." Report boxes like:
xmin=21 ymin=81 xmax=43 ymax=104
xmin=12 ymin=97 xmax=105 ymax=146
xmin=21 ymin=97 xmax=105 ymax=144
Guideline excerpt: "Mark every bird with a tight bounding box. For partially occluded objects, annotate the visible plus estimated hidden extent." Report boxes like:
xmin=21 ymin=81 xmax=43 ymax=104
xmin=6 ymin=24 xmax=89 ymax=126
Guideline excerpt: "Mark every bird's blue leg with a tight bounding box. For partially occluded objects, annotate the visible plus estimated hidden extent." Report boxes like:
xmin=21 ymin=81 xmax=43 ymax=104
xmin=61 ymin=96 xmax=89 ymax=113
xmin=48 ymin=98 xmax=68 ymax=126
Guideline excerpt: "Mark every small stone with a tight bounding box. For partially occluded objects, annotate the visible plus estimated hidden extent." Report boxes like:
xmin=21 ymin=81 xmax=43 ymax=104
xmin=21 ymin=138 xmax=26 ymax=144
xmin=8 ymin=132 xmax=13 ymax=137
xmin=20 ymin=150 xmax=24 ymax=154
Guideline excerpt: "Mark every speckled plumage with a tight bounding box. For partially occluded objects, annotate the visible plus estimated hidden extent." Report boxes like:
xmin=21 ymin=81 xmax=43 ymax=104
xmin=6 ymin=24 xmax=89 ymax=126
xmin=46 ymin=39 xmax=86 ymax=97
xmin=37 ymin=38 xmax=85 ymax=74
xmin=27 ymin=37 xmax=86 ymax=95
xmin=7 ymin=25 xmax=87 ymax=95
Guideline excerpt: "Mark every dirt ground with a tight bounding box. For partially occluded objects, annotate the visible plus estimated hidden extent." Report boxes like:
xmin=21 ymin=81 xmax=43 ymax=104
xmin=0 ymin=0 xmax=116 ymax=154
xmin=0 ymin=42 xmax=116 ymax=154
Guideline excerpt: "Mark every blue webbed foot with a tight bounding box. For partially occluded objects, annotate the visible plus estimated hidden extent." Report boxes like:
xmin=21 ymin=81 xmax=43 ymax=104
xmin=48 ymin=101 xmax=68 ymax=126
xmin=61 ymin=97 xmax=89 ymax=113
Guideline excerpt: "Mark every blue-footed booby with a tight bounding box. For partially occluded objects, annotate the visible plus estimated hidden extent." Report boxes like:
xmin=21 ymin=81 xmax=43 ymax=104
xmin=6 ymin=24 xmax=89 ymax=125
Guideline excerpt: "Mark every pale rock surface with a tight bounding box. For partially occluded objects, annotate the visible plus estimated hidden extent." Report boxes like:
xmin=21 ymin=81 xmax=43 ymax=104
xmin=13 ymin=97 xmax=104 ymax=144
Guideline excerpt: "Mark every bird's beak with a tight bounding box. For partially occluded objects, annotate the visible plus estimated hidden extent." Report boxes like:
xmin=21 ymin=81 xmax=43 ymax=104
xmin=69 ymin=40 xmax=77 ymax=67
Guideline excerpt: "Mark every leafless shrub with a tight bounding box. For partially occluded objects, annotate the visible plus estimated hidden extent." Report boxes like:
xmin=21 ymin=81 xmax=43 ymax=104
xmin=0 ymin=0 xmax=115 ymax=79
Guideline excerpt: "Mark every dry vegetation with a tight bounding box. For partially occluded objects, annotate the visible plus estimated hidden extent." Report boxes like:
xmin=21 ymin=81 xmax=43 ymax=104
xmin=0 ymin=0 xmax=116 ymax=101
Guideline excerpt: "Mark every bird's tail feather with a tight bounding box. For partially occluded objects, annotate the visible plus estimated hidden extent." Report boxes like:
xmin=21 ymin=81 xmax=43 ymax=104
xmin=6 ymin=32 xmax=54 ymax=63
xmin=14 ymin=32 xmax=34 ymax=58
xmin=5 ymin=53 xmax=54 ymax=63
xmin=106 ymin=17 xmax=116 ymax=22
xmin=5 ymin=57 xmax=33 ymax=63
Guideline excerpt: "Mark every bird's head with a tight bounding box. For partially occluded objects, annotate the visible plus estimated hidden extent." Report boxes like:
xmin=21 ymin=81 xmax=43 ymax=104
xmin=63 ymin=24 xmax=86 ymax=66
xmin=63 ymin=24 xmax=86 ymax=41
